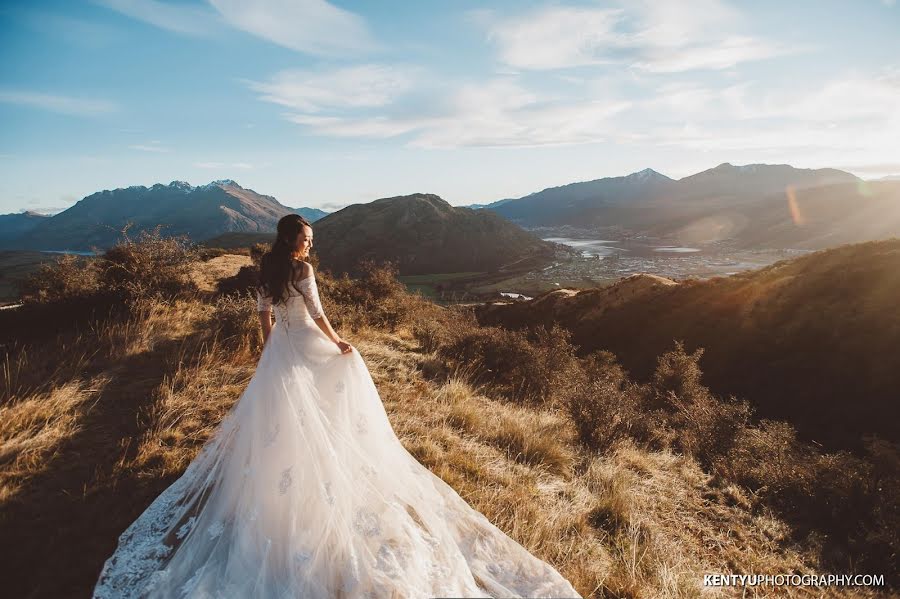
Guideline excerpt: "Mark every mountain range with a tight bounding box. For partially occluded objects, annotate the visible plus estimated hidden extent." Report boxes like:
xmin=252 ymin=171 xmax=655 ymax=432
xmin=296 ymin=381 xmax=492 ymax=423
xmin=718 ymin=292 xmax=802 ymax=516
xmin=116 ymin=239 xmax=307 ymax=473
xmin=478 ymin=163 xmax=900 ymax=249
xmin=3 ymin=163 xmax=899 ymax=256
xmin=0 ymin=180 xmax=327 ymax=251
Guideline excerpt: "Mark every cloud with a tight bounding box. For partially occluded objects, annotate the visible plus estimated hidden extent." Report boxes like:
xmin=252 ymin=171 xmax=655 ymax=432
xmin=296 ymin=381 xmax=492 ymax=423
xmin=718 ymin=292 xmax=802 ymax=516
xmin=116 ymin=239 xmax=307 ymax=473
xmin=633 ymin=36 xmax=794 ymax=73
xmin=93 ymin=0 xmax=215 ymax=36
xmin=268 ymin=75 xmax=630 ymax=148
xmin=247 ymin=65 xmax=415 ymax=113
xmin=642 ymin=71 xmax=900 ymax=125
xmin=129 ymin=141 xmax=169 ymax=152
xmin=0 ymin=90 xmax=118 ymax=116
xmin=478 ymin=0 xmax=801 ymax=72
xmin=483 ymin=6 xmax=624 ymax=70
xmin=209 ymin=0 xmax=377 ymax=56
xmin=632 ymin=72 xmax=900 ymax=159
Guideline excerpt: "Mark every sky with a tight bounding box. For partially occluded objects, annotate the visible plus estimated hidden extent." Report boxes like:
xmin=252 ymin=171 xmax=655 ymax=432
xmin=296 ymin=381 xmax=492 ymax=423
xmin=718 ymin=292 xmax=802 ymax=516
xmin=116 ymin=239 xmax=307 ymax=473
xmin=1 ymin=0 xmax=898 ymax=215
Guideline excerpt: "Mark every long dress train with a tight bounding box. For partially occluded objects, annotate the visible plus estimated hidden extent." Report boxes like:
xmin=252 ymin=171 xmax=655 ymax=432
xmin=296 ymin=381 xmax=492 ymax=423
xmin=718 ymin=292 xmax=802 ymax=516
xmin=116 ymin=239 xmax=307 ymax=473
xmin=92 ymin=266 xmax=581 ymax=598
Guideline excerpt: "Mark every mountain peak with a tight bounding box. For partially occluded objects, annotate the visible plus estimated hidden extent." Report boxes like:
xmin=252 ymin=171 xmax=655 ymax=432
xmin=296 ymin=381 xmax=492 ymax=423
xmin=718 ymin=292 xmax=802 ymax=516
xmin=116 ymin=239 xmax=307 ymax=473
xmin=625 ymin=168 xmax=671 ymax=182
xmin=210 ymin=179 xmax=240 ymax=188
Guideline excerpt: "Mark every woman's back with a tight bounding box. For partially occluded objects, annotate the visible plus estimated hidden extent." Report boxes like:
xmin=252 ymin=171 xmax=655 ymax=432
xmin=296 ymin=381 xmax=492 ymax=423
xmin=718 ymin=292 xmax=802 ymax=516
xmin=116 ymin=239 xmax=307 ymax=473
xmin=258 ymin=261 xmax=325 ymax=329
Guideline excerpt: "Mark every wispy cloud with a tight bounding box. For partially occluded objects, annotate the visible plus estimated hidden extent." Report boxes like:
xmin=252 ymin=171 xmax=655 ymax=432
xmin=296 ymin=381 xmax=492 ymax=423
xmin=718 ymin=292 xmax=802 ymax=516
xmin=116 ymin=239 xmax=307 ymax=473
xmin=478 ymin=0 xmax=801 ymax=72
xmin=93 ymin=0 xmax=216 ymax=36
xmin=483 ymin=6 xmax=623 ymax=70
xmin=262 ymin=74 xmax=630 ymax=148
xmin=209 ymin=0 xmax=378 ymax=56
xmin=247 ymin=65 xmax=415 ymax=113
xmin=128 ymin=141 xmax=169 ymax=152
xmin=0 ymin=90 xmax=118 ymax=116
xmin=631 ymin=70 xmax=900 ymax=159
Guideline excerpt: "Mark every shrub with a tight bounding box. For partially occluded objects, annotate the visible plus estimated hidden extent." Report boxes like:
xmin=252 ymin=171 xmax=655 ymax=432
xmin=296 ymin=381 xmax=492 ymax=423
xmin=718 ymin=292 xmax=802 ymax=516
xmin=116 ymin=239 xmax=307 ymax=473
xmin=648 ymin=342 xmax=752 ymax=469
xmin=320 ymin=260 xmax=436 ymax=333
xmin=9 ymin=227 xmax=198 ymax=344
xmin=100 ymin=226 xmax=199 ymax=302
xmin=715 ymin=421 xmax=899 ymax=580
xmin=212 ymin=293 xmax=262 ymax=353
xmin=435 ymin=324 xmax=580 ymax=406
xmin=564 ymin=351 xmax=651 ymax=452
xmin=20 ymin=254 xmax=102 ymax=304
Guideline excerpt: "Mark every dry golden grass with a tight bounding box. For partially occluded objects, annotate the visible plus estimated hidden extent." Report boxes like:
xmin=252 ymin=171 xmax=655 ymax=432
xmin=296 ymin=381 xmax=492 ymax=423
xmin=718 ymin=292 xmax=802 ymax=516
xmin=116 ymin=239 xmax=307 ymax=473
xmin=0 ymin=247 xmax=893 ymax=599
xmin=188 ymin=253 xmax=253 ymax=293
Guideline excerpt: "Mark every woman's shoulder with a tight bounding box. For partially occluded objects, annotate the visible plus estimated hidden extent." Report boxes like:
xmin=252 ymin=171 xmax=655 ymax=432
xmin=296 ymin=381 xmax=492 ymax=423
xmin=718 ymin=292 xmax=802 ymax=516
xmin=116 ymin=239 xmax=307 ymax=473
xmin=290 ymin=259 xmax=314 ymax=279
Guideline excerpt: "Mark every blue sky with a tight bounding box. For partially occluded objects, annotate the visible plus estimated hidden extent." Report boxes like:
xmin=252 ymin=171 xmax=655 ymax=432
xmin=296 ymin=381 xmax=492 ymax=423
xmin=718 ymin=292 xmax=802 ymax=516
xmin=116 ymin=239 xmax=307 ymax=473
xmin=1 ymin=0 xmax=898 ymax=214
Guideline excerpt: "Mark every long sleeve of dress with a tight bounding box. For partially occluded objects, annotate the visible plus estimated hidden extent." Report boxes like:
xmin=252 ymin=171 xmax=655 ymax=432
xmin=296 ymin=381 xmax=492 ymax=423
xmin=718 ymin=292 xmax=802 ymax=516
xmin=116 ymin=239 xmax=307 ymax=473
xmin=297 ymin=272 xmax=325 ymax=320
xmin=256 ymin=288 xmax=272 ymax=312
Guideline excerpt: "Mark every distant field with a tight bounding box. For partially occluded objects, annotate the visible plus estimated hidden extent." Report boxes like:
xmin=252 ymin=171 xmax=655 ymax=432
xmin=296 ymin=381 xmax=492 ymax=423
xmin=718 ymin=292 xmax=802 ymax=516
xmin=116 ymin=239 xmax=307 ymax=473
xmin=0 ymin=251 xmax=61 ymax=304
xmin=397 ymin=272 xmax=486 ymax=298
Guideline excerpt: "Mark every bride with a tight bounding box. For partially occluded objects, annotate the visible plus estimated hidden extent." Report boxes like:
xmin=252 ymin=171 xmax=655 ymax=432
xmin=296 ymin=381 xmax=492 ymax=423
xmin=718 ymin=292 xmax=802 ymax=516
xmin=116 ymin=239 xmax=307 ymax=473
xmin=93 ymin=214 xmax=581 ymax=598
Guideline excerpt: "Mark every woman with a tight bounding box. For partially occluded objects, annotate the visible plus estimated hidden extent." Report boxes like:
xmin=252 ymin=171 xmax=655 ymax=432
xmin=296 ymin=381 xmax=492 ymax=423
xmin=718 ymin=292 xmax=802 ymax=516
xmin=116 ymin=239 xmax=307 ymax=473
xmin=93 ymin=214 xmax=581 ymax=598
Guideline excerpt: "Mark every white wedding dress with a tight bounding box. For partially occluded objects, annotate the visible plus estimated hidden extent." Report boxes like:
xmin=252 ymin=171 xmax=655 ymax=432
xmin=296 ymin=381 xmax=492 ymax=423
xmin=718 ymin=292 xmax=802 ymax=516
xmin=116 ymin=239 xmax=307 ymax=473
xmin=93 ymin=267 xmax=581 ymax=598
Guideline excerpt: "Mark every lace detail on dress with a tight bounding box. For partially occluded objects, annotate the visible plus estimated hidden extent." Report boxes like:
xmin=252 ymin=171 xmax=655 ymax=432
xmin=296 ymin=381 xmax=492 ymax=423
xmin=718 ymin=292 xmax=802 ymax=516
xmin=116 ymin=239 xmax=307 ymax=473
xmin=296 ymin=273 xmax=324 ymax=320
xmin=353 ymin=507 xmax=382 ymax=538
xmin=256 ymin=288 xmax=272 ymax=312
xmin=278 ymin=467 xmax=293 ymax=495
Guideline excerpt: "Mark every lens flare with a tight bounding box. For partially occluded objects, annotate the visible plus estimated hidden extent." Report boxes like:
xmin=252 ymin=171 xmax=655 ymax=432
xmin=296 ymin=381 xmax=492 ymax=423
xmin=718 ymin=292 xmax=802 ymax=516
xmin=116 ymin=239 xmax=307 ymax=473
xmin=786 ymin=185 xmax=805 ymax=226
xmin=856 ymin=180 xmax=873 ymax=197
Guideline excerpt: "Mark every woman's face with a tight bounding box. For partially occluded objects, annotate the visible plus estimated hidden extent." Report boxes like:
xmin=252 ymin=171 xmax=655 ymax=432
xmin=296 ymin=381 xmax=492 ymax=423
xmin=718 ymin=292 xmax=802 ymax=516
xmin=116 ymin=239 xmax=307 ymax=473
xmin=293 ymin=225 xmax=313 ymax=259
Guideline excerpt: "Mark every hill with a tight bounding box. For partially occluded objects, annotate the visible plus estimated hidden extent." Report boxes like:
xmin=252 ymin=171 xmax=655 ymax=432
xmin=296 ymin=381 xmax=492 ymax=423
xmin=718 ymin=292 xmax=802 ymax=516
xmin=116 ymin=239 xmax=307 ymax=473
xmin=2 ymin=241 xmax=894 ymax=597
xmin=1 ymin=180 xmax=324 ymax=251
xmin=476 ymin=238 xmax=900 ymax=450
xmin=0 ymin=211 xmax=49 ymax=239
xmin=311 ymin=193 xmax=561 ymax=276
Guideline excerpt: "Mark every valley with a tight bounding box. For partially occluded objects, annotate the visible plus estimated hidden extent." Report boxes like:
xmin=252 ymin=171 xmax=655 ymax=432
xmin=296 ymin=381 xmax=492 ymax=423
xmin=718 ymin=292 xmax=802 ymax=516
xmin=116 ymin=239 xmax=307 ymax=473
xmin=409 ymin=226 xmax=799 ymax=301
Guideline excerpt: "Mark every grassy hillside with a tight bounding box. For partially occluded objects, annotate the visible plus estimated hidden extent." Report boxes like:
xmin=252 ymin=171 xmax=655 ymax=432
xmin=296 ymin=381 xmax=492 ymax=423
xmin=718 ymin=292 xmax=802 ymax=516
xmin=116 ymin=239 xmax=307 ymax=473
xmin=0 ymin=234 xmax=895 ymax=597
xmin=0 ymin=251 xmax=61 ymax=304
xmin=477 ymin=238 xmax=900 ymax=450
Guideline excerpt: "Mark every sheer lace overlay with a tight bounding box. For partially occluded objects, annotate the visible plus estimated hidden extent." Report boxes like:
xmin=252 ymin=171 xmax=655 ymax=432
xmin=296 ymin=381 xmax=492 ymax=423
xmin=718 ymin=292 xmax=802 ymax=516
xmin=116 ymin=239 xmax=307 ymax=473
xmin=256 ymin=268 xmax=324 ymax=322
xmin=93 ymin=274 xmax=581 ymax=598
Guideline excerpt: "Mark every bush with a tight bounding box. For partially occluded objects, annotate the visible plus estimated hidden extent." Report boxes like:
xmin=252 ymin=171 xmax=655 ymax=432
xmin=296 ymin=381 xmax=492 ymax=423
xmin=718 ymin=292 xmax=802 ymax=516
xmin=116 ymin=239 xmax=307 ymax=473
xmin=435 ymin=324 xmax=580 ymax=406
xmin=212 ymin=293 xmax=262 ymax=353
xmin=320 ymin=260 xmax=434 ymax=333
xmin=100 ymin=226 xmax=199 ymax=303
xmin=20 ymin=254 xmax=102 ymax=304
xmin=8 ymin=227 xmax=199 ymax=344
xmin=648 ymin=342 xmax=752 ymax=469
xmin=564 ymin=351 xmax=651 ymax=452
xmin=714 ymin=421 xmax=899 ymax=579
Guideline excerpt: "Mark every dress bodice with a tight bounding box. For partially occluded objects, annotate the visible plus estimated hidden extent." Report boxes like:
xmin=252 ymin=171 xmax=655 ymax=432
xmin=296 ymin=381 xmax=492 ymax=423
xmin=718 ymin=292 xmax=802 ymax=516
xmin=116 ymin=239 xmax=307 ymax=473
xmin=257 ymin=275 xmax=325 ymax=328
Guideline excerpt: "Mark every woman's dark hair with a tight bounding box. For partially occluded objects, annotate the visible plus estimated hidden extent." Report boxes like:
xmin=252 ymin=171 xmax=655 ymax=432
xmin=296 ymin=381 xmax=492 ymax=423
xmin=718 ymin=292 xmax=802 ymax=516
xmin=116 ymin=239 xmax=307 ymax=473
xmin=258 ymin=214 xmax=312 ymax=305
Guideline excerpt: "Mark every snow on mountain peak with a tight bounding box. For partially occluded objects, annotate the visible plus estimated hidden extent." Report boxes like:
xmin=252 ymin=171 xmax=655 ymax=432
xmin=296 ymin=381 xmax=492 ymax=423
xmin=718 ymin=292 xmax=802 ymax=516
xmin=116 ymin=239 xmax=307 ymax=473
xmin=169 ymin=181 xmax=193 ymax=191
xmin=626 ymin=168 xmax=667 ymax=182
